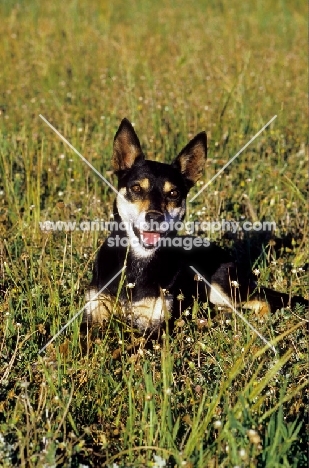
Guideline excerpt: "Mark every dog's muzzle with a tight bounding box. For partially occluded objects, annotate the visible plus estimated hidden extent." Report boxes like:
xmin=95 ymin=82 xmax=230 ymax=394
xmin=134 ymin=211 xmax=169 ymax=248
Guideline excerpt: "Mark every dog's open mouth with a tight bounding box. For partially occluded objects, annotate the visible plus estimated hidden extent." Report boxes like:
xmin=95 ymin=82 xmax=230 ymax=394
xmin=140 ymin=231 xmax=161 ymax=247
xmin=133 ymin=226 xmax=164 ymax=248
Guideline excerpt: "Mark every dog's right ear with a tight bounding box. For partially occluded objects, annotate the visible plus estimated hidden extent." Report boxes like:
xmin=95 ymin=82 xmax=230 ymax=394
xmin=112 ymin=119 xmax=144 ymax=172
xmin=172 ymin=131 xmax=207 ymax=189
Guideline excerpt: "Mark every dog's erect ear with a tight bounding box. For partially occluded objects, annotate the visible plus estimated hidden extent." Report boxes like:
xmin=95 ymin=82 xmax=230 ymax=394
xmin=172 ymin=132 xmax=207 ymax=188
xmin=112 ymin=119 xmax=144 ymax=172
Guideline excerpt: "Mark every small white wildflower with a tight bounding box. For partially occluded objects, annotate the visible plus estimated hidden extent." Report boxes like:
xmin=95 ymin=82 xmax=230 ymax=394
xmin=213 ymin=420 xmax=222 ymax=429
xmin=126 ymin=282 xmax=135 ymax=289
xmin=58 ymin=191 xmax=64 ymax=196
xmin=153 ymin=455 xmax=166 ymax=468
xmin=231 ymin=281 xmax=239 ymax=288
xmin=253 ymin=268 xmax=260 ymax=276
xmin=165 ymin=388 xmax=172 ymax=396
xmin=20 ymin=381 xmax=29 ymax=388
xmin=199 ymin=341 xmax=206 ymax=351
xmin=291 ymin=269 xmax=297 ymax=274
xmin=59 ymin=154 xmax=65 ymax=159
xmin=247 ymin=429 xmax=261 ymax=444
xmin=239 ymin=448 xmax=246 ymax=459
xmin=194 ymin=274 xmax=203 ymax=282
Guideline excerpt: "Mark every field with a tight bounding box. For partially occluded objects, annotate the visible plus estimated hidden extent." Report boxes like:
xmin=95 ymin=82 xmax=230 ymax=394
xmin=0 ymin=0 xmax=308 ymax=466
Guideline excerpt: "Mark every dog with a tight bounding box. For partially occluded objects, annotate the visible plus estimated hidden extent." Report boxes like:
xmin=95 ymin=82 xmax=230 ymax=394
xmin=82 ymin=118 xmax=306 ymax=334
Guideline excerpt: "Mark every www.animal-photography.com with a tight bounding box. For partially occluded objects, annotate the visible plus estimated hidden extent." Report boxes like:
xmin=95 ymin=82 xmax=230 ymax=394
xmin=0 ymin=1 xmax=307 ymax=467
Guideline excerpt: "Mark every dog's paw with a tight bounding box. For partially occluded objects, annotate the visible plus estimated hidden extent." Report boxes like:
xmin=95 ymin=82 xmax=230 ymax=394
xmin=82 ymin=288 xmax=114 ymax=325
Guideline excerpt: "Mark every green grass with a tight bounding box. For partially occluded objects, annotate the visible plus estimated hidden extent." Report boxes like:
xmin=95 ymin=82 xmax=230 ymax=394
xmin=0 ymin=0 xmax=308 ymax=466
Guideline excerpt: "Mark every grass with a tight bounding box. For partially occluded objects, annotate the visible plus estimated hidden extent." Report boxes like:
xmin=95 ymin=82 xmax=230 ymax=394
xmin=0 ymin=0 xmax=308 ymax=466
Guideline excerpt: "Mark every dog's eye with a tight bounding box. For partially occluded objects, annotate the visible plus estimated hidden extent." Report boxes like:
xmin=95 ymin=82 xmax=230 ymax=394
xmin=168 ymin=189 xmax=179 ymax=199
xmin=131 ymin=184 xmax=141 ymax=193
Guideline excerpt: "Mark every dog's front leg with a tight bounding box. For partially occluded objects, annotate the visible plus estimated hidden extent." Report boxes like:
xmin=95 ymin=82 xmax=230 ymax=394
xmin=83 ymin=289 xmax=115 ymax=326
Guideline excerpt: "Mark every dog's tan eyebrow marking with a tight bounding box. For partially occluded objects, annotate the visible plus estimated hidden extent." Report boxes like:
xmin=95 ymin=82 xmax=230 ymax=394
xmin=138 ymin=178 xmax=150 ymax=190
xmin=163 ymin=181 xmax=175 ymax=192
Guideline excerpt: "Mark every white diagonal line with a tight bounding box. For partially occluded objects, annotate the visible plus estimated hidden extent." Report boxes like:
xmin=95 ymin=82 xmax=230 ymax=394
xmin=190 ymin=266 xmax=277 ymax=354
xmin=189 ymin=115 xmax=277 ymax=202
xmin=38 ymin=266 xmax=126 ymax=354
xmin=39 ymin=114 xmax=125 ymax=201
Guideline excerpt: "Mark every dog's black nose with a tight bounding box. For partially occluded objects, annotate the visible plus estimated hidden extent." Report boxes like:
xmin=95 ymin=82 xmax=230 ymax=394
xmin=145 ymin=211 xmax=165 ymax=225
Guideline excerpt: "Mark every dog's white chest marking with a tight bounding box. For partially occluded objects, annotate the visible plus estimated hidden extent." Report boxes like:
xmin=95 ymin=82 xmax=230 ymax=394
xmin=84 ymin=288 xmax=172 ymax=331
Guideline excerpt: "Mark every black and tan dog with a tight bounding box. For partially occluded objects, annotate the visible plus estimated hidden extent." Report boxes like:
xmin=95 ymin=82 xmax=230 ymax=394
xmin=82 ymin=118 xmax=306 ymax=334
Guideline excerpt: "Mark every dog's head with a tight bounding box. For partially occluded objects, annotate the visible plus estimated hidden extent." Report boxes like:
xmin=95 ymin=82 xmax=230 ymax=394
xmin=112 ymin=118 xmax=207 ymax=258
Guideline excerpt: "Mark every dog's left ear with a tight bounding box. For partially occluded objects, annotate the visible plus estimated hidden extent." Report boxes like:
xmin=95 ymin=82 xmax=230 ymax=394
xmin=172 ymin=132 xmax=207 ymax=188
xmin=112 ymin=118 xmax=144 ymax=172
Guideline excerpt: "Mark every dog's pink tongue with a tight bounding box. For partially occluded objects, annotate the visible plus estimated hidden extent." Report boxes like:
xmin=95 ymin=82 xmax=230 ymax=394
xmin=141 ymin=231 xmax=160 ymax=245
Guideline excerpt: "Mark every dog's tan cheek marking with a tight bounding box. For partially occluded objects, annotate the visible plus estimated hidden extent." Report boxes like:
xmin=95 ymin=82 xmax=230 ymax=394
xmin=118 ymin=188 xmax=150 ymax=216
xmin=134 ymin=199 xmax=150 ymax=214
